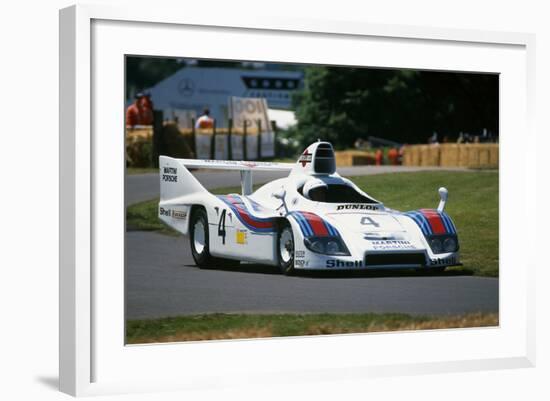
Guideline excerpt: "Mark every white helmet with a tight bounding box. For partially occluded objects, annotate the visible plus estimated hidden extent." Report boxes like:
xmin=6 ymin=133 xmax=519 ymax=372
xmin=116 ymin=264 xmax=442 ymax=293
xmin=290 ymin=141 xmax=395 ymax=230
xmin=303 ymin=178 xmax=328 ymax=201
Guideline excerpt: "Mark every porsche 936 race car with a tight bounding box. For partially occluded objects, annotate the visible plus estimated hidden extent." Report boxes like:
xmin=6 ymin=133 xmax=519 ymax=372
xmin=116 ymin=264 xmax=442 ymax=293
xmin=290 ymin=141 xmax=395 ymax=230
xmin=158 ymin=141 xmax=460 ymax=274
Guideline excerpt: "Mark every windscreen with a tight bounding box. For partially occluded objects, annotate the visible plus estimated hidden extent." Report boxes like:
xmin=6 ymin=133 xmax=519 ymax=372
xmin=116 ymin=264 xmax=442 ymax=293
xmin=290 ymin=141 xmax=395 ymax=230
xmin=305 ymin=184 xmax=378 ymax=203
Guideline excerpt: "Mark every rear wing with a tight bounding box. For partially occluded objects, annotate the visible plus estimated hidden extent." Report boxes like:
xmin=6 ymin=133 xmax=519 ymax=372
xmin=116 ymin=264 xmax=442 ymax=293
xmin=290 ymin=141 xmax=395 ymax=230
xmin=160 ymin=157 xmax=294 ymax=196
xmin=172 ymin=158 xmax=294 ymax=172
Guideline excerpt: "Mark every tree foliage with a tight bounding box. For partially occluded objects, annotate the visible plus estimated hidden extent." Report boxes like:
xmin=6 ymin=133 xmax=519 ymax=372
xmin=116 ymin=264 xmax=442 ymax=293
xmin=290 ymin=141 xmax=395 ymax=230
xmin=126 ymin=56 xmax=184 ymax=98
xmin=292 ymin=67 xmax=498 ymax=148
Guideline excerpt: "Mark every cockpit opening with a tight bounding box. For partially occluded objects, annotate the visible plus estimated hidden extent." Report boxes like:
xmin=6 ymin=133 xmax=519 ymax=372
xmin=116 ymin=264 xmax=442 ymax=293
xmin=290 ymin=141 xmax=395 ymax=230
xmin=300 ymin=182 xmax=378 ymax=203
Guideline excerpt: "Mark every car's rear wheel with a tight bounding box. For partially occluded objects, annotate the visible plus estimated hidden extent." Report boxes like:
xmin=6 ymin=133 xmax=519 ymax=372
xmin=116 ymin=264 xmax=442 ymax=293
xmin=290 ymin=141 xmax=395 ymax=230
xmin=277 ymin=221 xmax=295 ymax=275
xmin=190 ymin=208 xmax=216 ymax=268
xmin=190 ymin=208 xmax=236 ymax=269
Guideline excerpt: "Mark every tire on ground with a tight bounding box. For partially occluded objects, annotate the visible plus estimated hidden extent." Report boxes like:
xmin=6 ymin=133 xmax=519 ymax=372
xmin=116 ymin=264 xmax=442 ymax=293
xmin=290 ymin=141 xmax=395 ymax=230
xmin=277 ymin=220 xmax=295 ymax=275
xmin=189 ymin=207 xmax=236 ymax=269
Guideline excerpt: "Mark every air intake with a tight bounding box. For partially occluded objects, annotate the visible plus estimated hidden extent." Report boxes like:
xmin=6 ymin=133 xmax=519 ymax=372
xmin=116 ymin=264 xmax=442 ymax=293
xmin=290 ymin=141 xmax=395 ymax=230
xmin=365 ymin=252 xmax=427 ymax=267
xmin=314 ymin=143 xmax=335 ymax=174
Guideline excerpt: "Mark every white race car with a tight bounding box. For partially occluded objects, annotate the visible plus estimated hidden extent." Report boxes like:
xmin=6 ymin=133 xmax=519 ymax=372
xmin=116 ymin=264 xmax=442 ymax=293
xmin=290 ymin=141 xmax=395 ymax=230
xmin=159 ymin=141 xmax=460 ymax=275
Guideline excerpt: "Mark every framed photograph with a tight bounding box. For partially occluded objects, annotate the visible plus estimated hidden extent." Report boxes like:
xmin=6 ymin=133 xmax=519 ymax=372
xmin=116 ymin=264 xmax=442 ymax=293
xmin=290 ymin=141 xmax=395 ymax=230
xmin=59 ymin=4 xmax=535 ymax=397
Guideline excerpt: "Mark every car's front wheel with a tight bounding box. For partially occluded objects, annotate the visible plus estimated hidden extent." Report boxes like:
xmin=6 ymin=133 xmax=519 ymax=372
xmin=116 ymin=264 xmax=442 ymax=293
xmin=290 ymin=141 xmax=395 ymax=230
xmin=277 ymin=221 xmax=295 ymax=275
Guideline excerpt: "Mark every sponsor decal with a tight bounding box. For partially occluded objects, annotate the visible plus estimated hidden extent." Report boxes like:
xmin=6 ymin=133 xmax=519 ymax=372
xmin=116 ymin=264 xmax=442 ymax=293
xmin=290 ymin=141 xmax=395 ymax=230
xmin=162 ymin=167 xmax=178 ymax=182
xmin=172 ymin=210 xmax=187 ymax=220
xmin=369 ymin=240 xmax=416 ymax=250
xmin=326 ymin=259 xmax=363 ymax=268
xmin=295 ymin=259 xmax=309 ymax=267
xmin=295 ymin=250 xmax=306 ymax=258
xmin=298 ymin=149 xmax=312 ymax=167
xmin=337 ymin=204 xmax=381 ymax=211
xmin=430 ymin=256 xmax=456 ymax=266
xmin=236 ymin=229 xmax=248 ymax=245
xmin=159 ymin=207 xmax=171 ymax=217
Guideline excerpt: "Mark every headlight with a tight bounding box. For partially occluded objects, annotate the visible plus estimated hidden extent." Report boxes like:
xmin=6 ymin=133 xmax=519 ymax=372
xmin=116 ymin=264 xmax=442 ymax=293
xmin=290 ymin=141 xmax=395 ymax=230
xmin=430 ymin=238 xmax=443 ymax=253
xmin=326 ymin=241 xmax=340 ymax=254
xmin=443 ymin=237 xmax=457 ymax=252
xmin=310 ymin=240 xmax=325 ymax=253
xmin=428 ymin=235 xmax=458 ymax=254
xmin=304 ymin=236 xmax=350 ymax=256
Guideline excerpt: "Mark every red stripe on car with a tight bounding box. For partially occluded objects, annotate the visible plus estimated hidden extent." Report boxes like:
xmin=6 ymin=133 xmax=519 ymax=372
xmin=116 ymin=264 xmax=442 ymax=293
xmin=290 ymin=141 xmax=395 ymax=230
xmin=420 ymin=209 xmax=446 ymax=235
xmin=226 ymin=195 xmax=274 ymax=229
xmin=301 ymin=212 xmax=329 ymax=236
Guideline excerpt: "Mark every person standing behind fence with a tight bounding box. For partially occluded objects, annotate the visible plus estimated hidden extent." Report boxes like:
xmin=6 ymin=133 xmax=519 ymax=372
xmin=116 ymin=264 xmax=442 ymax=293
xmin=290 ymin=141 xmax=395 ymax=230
xmin=195 ymin=108 xmax=214 ymax=129
xmin=139 ymin=92 xmax=154 ymax=125
xmin=126 ymin=92 xmax=145 ymax=128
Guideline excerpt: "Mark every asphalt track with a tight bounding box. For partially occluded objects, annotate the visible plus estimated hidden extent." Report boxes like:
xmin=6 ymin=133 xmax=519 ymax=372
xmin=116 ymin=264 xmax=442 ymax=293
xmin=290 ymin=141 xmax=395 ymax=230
xmin=125 ymin=166 xmax=498 ymax=320
xmin=126 ymin=231 xmax=498 ymax=319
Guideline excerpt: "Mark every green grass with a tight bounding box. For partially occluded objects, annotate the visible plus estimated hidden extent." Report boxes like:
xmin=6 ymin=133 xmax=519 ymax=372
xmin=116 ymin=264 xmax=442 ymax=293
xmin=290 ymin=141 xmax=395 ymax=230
xmin=126 ymin=312 xmax=498 ymax=344
xmin=126 ymin=171 xmax=498 ymax=276
xmin=127 ymin=167 xmax=158 ymax=175
xmin=348 ymin=171 xmax=498 ymax=277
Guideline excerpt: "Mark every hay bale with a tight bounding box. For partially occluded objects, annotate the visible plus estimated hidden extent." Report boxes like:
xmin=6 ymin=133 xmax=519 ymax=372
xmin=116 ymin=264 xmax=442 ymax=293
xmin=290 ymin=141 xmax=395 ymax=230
xmin=417 ymin=145 xmax=429 ymax=166
xmin=439 ymin=144 xmax=458 ymax=167
xmin=422 ymin=145 xmax=440 ymax=166
xmin=335 ymin=150 xmax=375 ymax=167
xmin=466 ymin=144 xmax=480 ymax=168
xmin=409 ymin=146 xmax=421 ymax=166
xmin=457 ymin=144 xmax=470 ymax=167
xmin=489 ymin=144 xmax=499 ymax=167
xmin=402 ymin=146 xmax=412 ymax=165
xmin=478 ymin=146 xmax=490 ymax=167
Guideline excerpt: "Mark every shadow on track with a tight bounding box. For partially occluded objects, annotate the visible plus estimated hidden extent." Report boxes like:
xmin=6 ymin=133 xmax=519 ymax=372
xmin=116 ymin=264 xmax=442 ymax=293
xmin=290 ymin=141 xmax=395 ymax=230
xmin=183 ymin=262 xmax=474 ymax=278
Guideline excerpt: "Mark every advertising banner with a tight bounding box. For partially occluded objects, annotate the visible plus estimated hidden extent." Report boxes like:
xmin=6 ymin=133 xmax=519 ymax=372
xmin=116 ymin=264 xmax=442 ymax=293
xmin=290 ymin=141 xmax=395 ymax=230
xmin=229 ymin=97 xmax=275 ymax=159
xmin=231 ymin=134 xmax=244 ymax=160
xmin=195 ymin=131 xmax=212 ymax=159
xmin=214 ymin=134 xmax=229 ymax=160
xmin=246 ymin=134 xmax=258 ymax=160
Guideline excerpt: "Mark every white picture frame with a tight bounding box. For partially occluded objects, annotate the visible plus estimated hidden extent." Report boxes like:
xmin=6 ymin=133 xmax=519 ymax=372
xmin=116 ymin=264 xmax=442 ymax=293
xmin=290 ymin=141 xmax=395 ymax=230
xmin=59 ymin=4 xmax=536 ymax=397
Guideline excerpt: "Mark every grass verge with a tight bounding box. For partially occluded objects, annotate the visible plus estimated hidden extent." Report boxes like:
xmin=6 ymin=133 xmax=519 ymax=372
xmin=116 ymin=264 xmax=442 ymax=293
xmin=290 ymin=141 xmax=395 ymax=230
xmin=126 ymin=312 xmax=498 ymax=344
xmin=126 ymin=170 xmax=498 ymax=276
xmin=127 ymin=167 xmax=158 ymax=175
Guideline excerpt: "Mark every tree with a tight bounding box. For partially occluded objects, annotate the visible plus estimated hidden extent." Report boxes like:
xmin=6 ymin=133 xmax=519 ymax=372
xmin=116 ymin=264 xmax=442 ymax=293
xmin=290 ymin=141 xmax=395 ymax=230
xmin=125 ymin=56 xmax=184 ymax=99
xmin=292 ymin=66 xmax=498 ymax=148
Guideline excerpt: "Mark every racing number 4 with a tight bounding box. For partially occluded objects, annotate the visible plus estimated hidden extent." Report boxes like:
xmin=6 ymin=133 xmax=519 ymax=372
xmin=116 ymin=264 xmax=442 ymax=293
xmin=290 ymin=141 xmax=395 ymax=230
xmin=360 ymin=216 xmax=380 ymax=227
xmin=218 ymin=209 xmax=227 ymax=244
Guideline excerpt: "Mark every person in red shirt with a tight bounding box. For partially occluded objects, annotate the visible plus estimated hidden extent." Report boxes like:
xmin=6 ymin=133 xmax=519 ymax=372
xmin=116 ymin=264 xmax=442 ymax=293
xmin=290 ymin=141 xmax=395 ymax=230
xmin=126 ymin=93 xmax=144 ymax=127
xmin=139 ymin=92 xmax=154 ymax=125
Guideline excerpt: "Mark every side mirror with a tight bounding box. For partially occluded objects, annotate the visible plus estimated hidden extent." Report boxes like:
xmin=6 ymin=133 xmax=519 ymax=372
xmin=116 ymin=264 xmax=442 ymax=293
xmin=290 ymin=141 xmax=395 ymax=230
xmin=437 ymin=187 xmax=448 ymax=212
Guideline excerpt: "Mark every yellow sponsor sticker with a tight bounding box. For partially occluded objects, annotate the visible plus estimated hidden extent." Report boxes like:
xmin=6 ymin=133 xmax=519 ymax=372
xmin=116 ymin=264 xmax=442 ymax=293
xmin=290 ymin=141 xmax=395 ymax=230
xmin=236 ymin=230 xmax=248 ymax=245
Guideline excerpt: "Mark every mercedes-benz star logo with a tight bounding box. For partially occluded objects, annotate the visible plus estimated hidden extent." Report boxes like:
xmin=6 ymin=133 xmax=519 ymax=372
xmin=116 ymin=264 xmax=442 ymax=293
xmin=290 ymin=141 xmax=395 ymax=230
xmin=178 ymin=78 xmax=195 ymax=97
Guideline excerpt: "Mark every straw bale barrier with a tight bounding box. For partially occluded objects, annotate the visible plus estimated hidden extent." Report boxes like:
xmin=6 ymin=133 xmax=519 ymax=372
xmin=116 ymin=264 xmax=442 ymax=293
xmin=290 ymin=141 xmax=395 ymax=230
xmin=403 ymin=143 xmax=498 ymax=168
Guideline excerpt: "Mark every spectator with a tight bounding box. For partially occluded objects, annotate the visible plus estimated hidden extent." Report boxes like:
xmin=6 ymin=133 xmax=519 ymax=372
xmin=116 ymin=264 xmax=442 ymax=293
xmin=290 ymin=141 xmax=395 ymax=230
xmin=126 ymin=92 xmax=145 ymax=128
xmin=195 ymin=108 xmax=214 ymax=129
xmin=139 ymin=92 xmax=154 ymax=125
xmin=375 ymin=149 xmax=383 ymax=166
xmin=428 ymin=132 xmax=438 ymax=144
xmin=387 ymin=148 xmax=399 ymax=165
